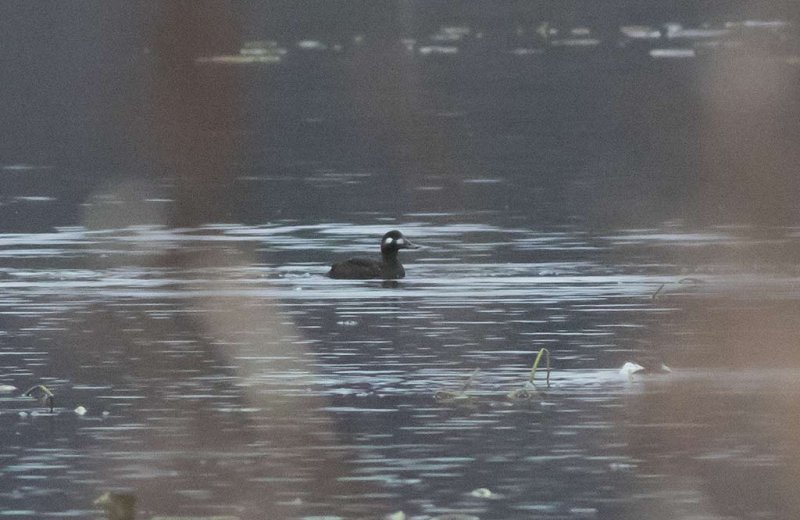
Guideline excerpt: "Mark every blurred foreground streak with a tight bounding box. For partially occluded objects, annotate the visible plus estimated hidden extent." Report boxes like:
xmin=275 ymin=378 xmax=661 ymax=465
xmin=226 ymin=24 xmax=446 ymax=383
xmin=75 ymin=3 xmax=364 ymax=517
xmin=148 ymin=1 xmax=241 ymax=227
xmin=621 ymin=282 xmax=800 ymax=519
xmin=619 ymin=10 xmax=800 ymax=514
xmin=694 ymin=24 xmax=800 ymax=226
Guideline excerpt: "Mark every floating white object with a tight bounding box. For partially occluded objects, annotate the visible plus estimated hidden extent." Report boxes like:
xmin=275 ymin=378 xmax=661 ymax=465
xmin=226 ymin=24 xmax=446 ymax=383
xmin=569 ymin=507 xmax=599 ymax=516
xmin=418 ymin=45 xmax=459 ymax=56
xmin=620 ymin=25 xmax=661 ymax=39
xmin=336 ymin=320 xmax=358 ymax=327
xmin=74 ymin=406 xmax=87 ymax=416
xmin=0 ymin=384 xmax=17 ymax=393
xmin=470 ymin=487 xmax=494 ymax=498
xmin=620 ymin=361 xmax=672 ymax=379
xmin=619 ymin=361 xmax=646 ymax=378
xmin=297 ymin=40 xmax=327 ymax=51
xmin=649 ymin=48 xmax=696 ymax=59
xmin=509 ymin=47 xmax=544 ymax=56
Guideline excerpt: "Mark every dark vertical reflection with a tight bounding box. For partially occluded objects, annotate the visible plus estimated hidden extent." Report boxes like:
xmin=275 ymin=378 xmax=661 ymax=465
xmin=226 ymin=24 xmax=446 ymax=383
xmin=148 ymin=1 xmax=241 ymax=226
xmin=693 ymin=43 xmax=800 ymax=225
xmin=86 ymin=4 xmax=371 ymax=517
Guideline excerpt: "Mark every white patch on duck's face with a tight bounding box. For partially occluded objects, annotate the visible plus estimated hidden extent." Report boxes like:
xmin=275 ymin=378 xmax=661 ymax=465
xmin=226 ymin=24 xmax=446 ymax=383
xmin=384 ymin=236 xmax=405 ymax=248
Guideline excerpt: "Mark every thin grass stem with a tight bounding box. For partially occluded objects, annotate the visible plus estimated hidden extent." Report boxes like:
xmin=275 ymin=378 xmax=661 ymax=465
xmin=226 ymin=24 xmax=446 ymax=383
xmin=528 ymin=348 xmax=551 ymax=387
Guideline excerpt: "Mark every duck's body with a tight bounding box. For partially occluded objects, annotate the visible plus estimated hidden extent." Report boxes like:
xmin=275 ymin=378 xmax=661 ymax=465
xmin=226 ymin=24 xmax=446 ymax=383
xmin=328 ymin=230 xmax=418 ymax=280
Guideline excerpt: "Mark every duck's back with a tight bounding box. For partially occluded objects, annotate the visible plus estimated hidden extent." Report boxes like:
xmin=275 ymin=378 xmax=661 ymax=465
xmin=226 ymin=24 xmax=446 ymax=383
xmin=328 ymin=257 xmax=384 ymax=279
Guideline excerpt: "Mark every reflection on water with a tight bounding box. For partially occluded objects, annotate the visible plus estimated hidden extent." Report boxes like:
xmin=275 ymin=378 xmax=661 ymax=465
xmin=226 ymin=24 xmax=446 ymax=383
xmin=2 ymin=223 xmax=800 ymax=518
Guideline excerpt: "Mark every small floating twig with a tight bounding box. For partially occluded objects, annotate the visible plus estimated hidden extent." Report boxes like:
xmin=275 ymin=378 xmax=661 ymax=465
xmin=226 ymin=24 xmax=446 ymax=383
xmin=23 ymin=384 xmax=54 ymax=413
xmin=460 ymin=367 xmax=480 ymax=393
xmin=434 ymin=368 xmax=479 ymax=402
xmin=652 ymin=277 xmax=705 ymax=300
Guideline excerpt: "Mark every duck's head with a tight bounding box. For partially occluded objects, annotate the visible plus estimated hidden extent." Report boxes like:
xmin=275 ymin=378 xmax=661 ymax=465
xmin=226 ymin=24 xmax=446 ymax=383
xmin=380 ymin=230 xmax=419 ymax=255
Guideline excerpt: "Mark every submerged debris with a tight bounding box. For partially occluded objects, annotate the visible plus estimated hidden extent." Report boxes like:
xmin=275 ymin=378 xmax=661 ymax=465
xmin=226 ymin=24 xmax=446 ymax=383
xmin=94 ymin=492 xmax=136 ymax=520
xmin=23 ymin=384 xmax=55 ymax=413
xmin=506 ymin=383 xmax=539 ymax=400
xmin=150 ymin=516 xmax=241 ymax=520
xmin=95 ymin=491 xmax=241 ymax=520
xmin=434 ymin=368 xmax=480 ymax=402
xmin=507 ymin=348 xmax=551 ymax=400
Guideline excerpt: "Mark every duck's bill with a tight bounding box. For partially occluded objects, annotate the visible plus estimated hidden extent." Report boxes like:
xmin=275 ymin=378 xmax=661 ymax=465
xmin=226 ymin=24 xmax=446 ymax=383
xmin=400 ymin=239 xmax=421 ymax=250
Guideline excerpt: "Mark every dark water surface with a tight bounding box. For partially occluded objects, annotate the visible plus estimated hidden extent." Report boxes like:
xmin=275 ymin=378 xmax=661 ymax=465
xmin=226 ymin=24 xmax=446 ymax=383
xmin=4 ymin=220 xmax=800 ymax=519
xmin=3 ymin=8 xmax=800 ymax=519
